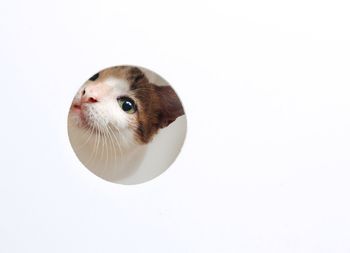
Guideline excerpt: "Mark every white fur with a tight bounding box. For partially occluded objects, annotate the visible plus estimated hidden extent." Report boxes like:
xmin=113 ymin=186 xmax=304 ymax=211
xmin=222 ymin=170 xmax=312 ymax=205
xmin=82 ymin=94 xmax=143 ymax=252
xmin=68 ymin=76 xmax=144 ymax=181
xmin=104 ymin=77 xmax=129 ymax=92
xmin=68 ymin=116 xmax=146 ymax=182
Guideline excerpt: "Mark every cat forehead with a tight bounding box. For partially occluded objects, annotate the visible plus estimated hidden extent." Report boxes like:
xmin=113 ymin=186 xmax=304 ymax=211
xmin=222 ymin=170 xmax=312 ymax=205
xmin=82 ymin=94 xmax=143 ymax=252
xmin=103 ymin=76 xmax=130 ymax=91
xmin=94 ymin=66 xmax=147 ymax=91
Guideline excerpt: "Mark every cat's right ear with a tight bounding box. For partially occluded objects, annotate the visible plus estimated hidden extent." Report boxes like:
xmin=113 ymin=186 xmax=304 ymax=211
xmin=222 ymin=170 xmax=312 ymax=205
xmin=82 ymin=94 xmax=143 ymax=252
xmin=155 ymin=85 xmax=185 ymax=129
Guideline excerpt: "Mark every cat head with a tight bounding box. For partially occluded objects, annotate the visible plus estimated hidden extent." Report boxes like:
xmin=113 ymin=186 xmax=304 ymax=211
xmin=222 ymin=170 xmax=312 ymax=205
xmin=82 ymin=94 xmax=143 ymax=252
xmin=69 ymin=66 xmax=184 ymax=146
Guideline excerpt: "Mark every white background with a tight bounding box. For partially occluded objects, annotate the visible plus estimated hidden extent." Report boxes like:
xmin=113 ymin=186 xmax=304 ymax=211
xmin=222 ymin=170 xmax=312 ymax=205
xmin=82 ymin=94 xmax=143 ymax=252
xmin=1 ymin=0 xmax=350 ymax=252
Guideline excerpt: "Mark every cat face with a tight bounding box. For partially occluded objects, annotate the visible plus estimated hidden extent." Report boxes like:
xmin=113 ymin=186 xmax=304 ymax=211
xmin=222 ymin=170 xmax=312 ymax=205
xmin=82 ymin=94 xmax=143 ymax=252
xmin=69 ymin=66 xmax=184 ymax=146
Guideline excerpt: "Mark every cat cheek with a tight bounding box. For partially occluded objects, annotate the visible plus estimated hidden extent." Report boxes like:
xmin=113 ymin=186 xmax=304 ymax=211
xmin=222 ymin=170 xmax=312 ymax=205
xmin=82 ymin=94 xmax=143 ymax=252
xmin=126 ymin=117 xmax=138 ymax=130
xmin=112 ymin=113 xmax=132 ymax=130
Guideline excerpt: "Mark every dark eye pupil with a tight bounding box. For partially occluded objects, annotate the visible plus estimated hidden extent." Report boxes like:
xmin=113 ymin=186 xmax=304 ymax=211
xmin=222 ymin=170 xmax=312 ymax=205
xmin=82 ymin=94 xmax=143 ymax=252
xmin=122 ymin=100 xmax=133 ymax=111
xmin=118 ymin=97 xmax=136 ymax=113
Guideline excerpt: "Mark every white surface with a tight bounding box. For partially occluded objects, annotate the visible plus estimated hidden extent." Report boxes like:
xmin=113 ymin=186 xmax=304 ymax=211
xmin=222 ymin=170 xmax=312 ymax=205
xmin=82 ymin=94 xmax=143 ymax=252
xmin=1 ymin=0 xmax=350 ymax=252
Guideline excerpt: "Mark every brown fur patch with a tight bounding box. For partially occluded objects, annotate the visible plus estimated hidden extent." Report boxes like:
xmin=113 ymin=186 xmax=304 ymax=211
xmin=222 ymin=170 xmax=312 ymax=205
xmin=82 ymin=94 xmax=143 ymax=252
xmin=97 ymin=66 xmax=185 ymax=144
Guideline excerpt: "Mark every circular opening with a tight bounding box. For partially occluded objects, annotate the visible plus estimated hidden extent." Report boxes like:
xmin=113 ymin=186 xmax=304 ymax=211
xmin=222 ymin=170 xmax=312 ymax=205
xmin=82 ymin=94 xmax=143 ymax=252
xmin=67 ymin=65 xmax=187 ymax=184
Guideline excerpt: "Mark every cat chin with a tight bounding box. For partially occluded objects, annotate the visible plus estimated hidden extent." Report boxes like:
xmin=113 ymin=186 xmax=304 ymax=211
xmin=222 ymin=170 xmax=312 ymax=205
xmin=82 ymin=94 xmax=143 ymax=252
xmin=69 ymin=113 xmax=137 ymax=149
xmin=68 ymin=108 xmax=96 ymax=131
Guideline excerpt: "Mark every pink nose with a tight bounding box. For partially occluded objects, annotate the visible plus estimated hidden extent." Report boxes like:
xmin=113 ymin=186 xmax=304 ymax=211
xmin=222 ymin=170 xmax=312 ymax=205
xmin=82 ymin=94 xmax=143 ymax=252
xmin=81 ymin=88 xmax=98 ymax=104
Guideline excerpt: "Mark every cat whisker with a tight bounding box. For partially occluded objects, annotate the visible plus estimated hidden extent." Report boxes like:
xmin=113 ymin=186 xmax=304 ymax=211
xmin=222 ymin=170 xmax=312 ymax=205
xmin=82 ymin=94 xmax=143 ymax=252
xmin=107 ymin=123 xmax=124 ymax=168
xmin=101 ymin=125 xmax=109 ymax=175
xmin=88 ymin=123 xmax=104 ymax=167
xmin=68 ymin=121 xmax=91 ymax=144
xmin=86 ymin=124 xmax=98 ymax=165
xmin=109 ymin=124 xmax=124 ymax=150
xmin=94 ymin=126 xmax=102 ymax=166
xmin=105 ymin=125 xmax=118 ymax=165
xmin=94 ymin=111 xmax=110 ymax=175
xmin=106 ymin=124 xmax=122 ymax=171
xmin=74 ymin=125 xmax=94 ymax=150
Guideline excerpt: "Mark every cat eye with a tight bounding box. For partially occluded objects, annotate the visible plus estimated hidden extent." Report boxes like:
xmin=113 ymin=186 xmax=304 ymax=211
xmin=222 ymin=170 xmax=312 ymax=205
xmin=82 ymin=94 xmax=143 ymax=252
xmin=117 ymin=97 xmax=136 ymax=114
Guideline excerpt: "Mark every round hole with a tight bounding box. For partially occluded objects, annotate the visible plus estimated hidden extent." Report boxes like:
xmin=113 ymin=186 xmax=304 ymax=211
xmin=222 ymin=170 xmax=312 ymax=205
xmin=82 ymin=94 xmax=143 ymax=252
xmin=67 ymin=65 xmax=187 ymax=184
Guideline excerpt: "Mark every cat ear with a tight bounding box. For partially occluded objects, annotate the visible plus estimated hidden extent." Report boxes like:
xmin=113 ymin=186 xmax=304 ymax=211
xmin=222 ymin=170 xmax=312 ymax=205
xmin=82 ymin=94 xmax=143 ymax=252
xmin=155 ymin=85 xmax=185 ymax=128
xmin=127 ymin=67 xmax=148 ymax=88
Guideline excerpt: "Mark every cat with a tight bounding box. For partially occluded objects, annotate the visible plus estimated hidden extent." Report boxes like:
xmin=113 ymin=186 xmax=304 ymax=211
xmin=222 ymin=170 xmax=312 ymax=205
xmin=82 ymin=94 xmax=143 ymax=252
xmin=67 ymin=66 xmax=185 ymax=183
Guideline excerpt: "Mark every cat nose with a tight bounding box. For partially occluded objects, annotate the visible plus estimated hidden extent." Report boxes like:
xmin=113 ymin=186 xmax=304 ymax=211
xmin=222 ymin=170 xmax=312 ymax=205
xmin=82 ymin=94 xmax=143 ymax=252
xmin=81 ymin=88 xmax=98 ymax=103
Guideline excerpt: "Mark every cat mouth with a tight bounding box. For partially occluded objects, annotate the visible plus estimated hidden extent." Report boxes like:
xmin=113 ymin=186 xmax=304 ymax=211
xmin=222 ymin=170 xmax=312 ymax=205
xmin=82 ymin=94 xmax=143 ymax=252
xmin=72 ymin=103 xmax=82 ymax=111
xmin=70 ymin=103 xmax=92 ymax=129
